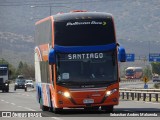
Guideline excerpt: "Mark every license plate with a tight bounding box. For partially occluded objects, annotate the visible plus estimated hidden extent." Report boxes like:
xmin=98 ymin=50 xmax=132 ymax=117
xmin=83 ymin=99 xmax=94 ymax=104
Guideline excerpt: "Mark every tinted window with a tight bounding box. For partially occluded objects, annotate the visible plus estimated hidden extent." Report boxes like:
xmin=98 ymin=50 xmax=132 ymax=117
xmin=54 ymin=18 xmax=115 ymax=46
xmin=16 ymin=79 xmax=26 ymax=83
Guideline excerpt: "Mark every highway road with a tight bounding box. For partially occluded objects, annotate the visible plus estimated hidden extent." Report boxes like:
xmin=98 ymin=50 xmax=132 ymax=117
xmin=0 ymin=82 xmax=160 ymax=120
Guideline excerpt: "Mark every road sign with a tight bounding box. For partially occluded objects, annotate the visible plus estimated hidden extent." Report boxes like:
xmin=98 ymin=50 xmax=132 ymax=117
xmin=143 ymin=76 xmax=149 ymax=83
xmin=144 ymin=84 xmax=148 ymax=89
xmin=126 ymin=53 xmax=135 ymax=62
xmin=149 ymin=53 xmax=160 ymax=62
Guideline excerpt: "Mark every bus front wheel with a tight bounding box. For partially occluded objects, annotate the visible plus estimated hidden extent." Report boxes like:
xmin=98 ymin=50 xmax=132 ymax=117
xmin=39 ymin=98 xmax=49 ymax=111
xmin=40 ymin=104 xmax=49 ymax=111
xmin=53 ymin=108 xmax=63 ymax=114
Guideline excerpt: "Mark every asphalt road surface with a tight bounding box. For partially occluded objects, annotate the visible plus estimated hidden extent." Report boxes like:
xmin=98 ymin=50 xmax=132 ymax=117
xmin=0 ymin=83 xmax=160 ymax=120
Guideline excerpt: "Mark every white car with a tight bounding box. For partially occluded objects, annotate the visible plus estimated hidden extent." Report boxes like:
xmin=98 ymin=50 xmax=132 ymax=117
xmin=25 ymin=80 xmax=34 ymax=88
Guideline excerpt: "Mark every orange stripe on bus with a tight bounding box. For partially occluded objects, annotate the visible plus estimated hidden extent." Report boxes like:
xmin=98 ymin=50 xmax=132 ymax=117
xmin=35 ymin=16 xmax=52 ymax=25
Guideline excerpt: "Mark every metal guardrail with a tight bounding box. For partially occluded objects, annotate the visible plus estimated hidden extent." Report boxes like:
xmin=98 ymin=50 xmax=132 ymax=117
xmin=120 ymin=88 xmax=160 ymax=102
xmin=120 ymin=79 xmax=142 ymax=82
xmin=120 ymin=88 xmax=160 ymax=92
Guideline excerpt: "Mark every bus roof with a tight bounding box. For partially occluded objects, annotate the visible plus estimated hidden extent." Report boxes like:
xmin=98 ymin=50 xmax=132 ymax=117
xmin=53 ymin=12 xmax=113 ymax=22
xmin=36 ymin=12 xmax=113 ymax=25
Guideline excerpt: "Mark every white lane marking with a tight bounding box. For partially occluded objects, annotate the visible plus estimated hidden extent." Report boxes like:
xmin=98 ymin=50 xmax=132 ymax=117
xmin=11 ymin=103 xmax=16 ymax=105
xmin=18 ymin=106 xmax=23 ymax=108
xmin=51 ymin=117 xmax=64 ymax=120
xmin=24 ymin=107 xmax=36 ymax=111
xmin=1 ymin=99 xmax=36 ymax=111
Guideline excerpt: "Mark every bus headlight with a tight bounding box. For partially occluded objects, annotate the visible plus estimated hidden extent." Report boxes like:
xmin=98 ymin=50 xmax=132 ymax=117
xmin=58 ymin=91 xmax=71 ymax=98
xmin=63 ymin=92 xmax=70 ymax=98
xmin=105 ymin=89 xmax=117 ymax=97
xmin=106 ymin=91 xmax=111 ymax=96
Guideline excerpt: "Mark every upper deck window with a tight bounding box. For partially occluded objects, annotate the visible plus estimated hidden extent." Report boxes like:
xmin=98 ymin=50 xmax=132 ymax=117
xmin=54 ymin=13 xmax=116 ymax=46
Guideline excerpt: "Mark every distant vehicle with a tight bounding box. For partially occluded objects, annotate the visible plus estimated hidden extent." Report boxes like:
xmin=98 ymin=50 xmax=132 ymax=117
xmin=14 ymin=78 xmax=27 ymax=91
xmin=152 ymin=75 xmax=160 ymax=83
xmin=17 ymin=75 xmax=24 ymax=79
xmin=0 ymin=64 xmax=9 ymax=92
xmin=125 ymin=67 xmax=143 ymax=79
xmin=26 ymin=80 xmax=34 ymax=88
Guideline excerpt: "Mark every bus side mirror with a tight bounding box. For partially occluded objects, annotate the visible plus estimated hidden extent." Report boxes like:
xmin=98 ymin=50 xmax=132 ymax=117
xmin=118 ymin=46 xmax=126 ymax=62
xmin=49 ymin=48 xmax=56 ymax=64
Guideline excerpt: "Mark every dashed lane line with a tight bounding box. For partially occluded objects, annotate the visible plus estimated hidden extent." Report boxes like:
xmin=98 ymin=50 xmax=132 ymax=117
xmin=11 ymin=103 xmax=16 ymax=105
xmin=51 ymin=117 xmax=64 ymax=120
xmin=0 ymin=99 xmax=36 ymax=111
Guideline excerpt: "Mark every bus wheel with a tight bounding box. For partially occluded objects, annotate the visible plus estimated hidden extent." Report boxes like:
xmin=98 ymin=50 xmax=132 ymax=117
xmin=39 ymin=98 xmax=49 ymax=111
xmin=53 ymin=108 xmax=63 ymax=114
xmin=101 ymin=105 xmax=113 ymax=113
xmin=5 ymin=89 xmax=9 ymax=92
xmin=25 ymin=88 xmax=27 ymax=92
xmin=40 ymin=104 xmax=49 ymax=111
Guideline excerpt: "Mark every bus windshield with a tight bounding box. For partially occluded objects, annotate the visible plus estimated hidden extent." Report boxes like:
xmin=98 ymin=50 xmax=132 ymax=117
xmin=56 ymin=51 xmax=118 ymax=86
xmin=54 ymin=19 xmax=115 ymax=46
xmin=0 ymin=69 xmax=7 ymax=76
xmin=125 ymin=69 xmax=134 ymax=75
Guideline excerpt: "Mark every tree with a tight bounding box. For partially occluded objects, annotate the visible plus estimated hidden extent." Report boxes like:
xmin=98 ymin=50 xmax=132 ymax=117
xmin=151 ymin=62 xmax=160 ymax=75
xmin=143 ymin=65 xmax=152 ymax=79
xmin=16 ymin=61 xmax=35 ymax=79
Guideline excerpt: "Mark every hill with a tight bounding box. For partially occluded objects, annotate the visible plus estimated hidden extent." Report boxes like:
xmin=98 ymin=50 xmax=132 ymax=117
xmin=0 ymin=0 xmax=160 ymax=66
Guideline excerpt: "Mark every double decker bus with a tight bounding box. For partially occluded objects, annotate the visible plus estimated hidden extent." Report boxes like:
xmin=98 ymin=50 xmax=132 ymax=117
xmin=35 ymin=11 xmax=126 ymax=113
xmin=125 ymin=67 xmax=143 ymax=79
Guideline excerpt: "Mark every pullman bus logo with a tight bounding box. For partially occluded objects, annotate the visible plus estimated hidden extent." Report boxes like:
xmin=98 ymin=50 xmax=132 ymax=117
xmin=66 ymin=21 xmax=107 ymax=26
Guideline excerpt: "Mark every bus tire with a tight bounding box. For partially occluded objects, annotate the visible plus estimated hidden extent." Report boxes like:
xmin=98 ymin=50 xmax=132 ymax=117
xmin=25 ymin=88 xmax=27 ymax=92
xmin=39 ymin=97 xmax=49 ymax=111
xmin=53 ymin=108 xmax=63 ymax=114
xmin=101 ymin=105 xmax=113 ymax=113
xmin=5 ymin=89 xmax=9 ymax=92
xmin=40 ymin=104 xmax=49 ymax=111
